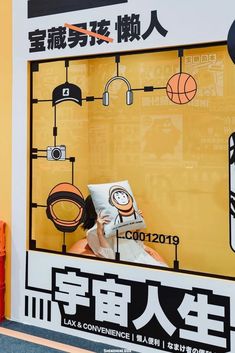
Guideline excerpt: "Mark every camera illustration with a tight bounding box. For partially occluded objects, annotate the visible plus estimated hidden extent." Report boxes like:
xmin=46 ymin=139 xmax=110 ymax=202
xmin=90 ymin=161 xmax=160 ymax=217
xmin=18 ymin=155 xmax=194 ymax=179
xmin=47 ymin=145 xmax=66 ymax=161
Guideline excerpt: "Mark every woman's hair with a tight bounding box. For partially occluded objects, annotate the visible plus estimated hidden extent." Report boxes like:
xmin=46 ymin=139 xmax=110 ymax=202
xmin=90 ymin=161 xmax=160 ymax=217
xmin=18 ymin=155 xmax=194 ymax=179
xmin=82 ymin=195 xmax=97 ymax=230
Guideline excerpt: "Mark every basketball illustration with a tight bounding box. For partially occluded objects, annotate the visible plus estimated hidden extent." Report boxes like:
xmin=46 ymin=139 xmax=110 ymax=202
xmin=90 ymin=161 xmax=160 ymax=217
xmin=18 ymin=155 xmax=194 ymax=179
xmin=166 ymin=72 xmax=197 ymax=104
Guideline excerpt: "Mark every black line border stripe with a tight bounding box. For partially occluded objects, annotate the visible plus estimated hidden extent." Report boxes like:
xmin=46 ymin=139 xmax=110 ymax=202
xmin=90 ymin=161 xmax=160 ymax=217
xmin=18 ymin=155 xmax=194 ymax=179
xmin=28 ymin=0 xmax=128 ymax=18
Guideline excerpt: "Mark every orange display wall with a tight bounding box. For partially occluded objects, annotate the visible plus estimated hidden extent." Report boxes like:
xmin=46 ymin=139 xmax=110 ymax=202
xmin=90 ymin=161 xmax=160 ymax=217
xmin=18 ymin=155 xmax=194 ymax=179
xmin=30 ymin=45 xmax=235 ymax=277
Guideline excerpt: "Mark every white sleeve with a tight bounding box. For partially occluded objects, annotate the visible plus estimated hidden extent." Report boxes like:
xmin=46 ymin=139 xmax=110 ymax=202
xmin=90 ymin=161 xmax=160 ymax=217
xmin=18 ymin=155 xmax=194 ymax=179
xmin=87 ymin=226 xmax=115 ymax=259
xmin=136 ymin=240 xmax=144 ymax=247
xmin=99 ymin=247 xmax=115 ymax=259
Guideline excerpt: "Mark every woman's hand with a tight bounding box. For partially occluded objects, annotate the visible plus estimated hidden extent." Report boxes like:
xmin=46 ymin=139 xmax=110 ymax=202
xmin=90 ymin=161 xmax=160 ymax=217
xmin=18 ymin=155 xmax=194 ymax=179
xmin=137 ymin=209 xmax=143 ymax=218
xmin=96 ymin=211 xmax=111 ymax=229
xmin=96 ymin=211 xmax=111 ymax=248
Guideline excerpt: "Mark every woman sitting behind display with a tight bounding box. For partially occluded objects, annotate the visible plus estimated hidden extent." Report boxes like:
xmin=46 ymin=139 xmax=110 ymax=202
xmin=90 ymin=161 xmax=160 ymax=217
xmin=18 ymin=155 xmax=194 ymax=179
xmin=80 ymin=195 xmax=167 ymax=267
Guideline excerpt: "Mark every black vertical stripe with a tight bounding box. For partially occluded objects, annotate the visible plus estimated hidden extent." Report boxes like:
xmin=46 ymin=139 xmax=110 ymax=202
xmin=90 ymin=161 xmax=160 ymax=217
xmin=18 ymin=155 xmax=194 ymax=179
xmin=25 ymin=296 xmax=29 ymax=317
xmin=47 ymin=301 xmax=51 ymax=322
xmin=32 ymin=297 xmax=36 ymax=318
xmin=39 ymin=298 xmax=44 ymax=320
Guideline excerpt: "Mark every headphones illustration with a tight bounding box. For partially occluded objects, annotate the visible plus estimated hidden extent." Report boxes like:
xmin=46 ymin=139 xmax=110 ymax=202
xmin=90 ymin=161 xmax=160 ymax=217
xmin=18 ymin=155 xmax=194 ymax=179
xmin=46 ymin=182 xmax=85 ymax=233
xmin=102 ymin=76 xmax=133 ymax=106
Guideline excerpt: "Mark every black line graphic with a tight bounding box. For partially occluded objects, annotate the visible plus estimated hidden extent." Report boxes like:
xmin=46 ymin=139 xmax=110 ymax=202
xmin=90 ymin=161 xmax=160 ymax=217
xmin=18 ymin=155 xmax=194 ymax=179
xmin=29 ymin=44 xmax=235 ymax=281
xmin=28 ymin=0 xmax=128 ymax=18
xmin=32 ymin=297 xmax=36 ymax=318
xmin=47 ymin=301 xmax=51 ymax=322
xmin=39 ymin=298 xmax=44 ymax=320
xmin=25 ymin=296 xmax=29 ymax=316
xmin=229 ymin=133 xmax=235 ymax=253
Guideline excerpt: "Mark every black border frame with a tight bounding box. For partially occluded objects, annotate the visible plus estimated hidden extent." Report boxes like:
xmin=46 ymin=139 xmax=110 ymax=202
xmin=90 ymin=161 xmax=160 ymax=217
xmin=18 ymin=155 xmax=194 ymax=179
xmin=29 ymin=40 xmax=235 ymax=282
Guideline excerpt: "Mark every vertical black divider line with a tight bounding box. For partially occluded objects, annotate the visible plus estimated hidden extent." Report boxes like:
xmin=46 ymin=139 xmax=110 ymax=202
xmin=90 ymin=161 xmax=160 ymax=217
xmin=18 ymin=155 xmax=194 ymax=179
xmin=62 ymin=232 xmax=66 ymax=254
xmin=115 ymin=55 xmax=120 ymax=76
xmin=29 ymin=63 xmax=34 ymax=250
xmin=32 ymin=297 xmax=36 ymax=318
xmin=115 ymin=229 xmax=120 ymax=261
xmin=178 ymin=48 xmax=184 ymax=73
xmin=39 ymin=298 xmax=44 ymax=320
xmin=25 ymin=251 xmax=29 ymax=288
xmin=72 ymin=161 xmax=74 ymax=185
xmin=66 ymin=65 xmax=68 ymax=82
xmin=229 ymin=135 xmax=232 ymax=253
xmin=174 ymin=244 xmax=179 ymax=270
xmin=65 ymin=59 xmax=69 ymax=82
xmin=54 ymin=105 xmax=57 ymax=146
xmin=175 ymin=243 xmax=178 ymax=261
xmin=25 ymin=296 xmax=29 ymax=317
xmin=47 ymin=300 xmax=51 ymax=322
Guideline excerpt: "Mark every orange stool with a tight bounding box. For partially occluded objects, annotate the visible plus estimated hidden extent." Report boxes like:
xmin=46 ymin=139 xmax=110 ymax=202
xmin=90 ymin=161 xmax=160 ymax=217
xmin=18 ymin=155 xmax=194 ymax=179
xmin=0 ymin=221 xmax=6 ymax=321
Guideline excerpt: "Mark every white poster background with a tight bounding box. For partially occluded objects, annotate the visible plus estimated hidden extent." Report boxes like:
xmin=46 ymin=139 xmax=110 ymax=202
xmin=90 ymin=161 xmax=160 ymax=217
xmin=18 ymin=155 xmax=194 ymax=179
xmin=25 ymin=250 xmax=235 ymax=353
xmin=12 ymin=0 xmax=235 ymax=350
xmin=24 ymin=1 xmax=235 ymax=60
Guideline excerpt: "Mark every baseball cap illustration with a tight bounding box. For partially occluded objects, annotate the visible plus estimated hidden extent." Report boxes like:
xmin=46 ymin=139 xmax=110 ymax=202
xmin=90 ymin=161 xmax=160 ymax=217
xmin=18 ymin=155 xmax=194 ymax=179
xmin=52 ymin=82 xmax=82 ymax=106
xmin=46 ymin=182 xmax=85 ymax=232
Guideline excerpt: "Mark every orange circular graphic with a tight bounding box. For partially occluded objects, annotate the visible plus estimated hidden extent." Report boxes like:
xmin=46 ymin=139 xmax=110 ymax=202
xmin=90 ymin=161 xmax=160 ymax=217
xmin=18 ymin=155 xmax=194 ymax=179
xmin=46 ymin=182 xmax=85 ymax=233
xmin=166 ymin=73 xmax=197 ymax=104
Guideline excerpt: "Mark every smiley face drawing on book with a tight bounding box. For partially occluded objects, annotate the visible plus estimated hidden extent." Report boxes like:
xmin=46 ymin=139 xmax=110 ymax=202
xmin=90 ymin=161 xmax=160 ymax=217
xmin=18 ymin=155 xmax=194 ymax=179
xmin=88 ymin=180 xmax=145 ymax=237
xmin=109 ymin=185 xmax=141 ymax=225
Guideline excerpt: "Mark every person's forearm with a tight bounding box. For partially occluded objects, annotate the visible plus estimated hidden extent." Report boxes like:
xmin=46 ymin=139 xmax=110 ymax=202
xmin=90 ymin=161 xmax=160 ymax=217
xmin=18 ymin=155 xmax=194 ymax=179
xmin=97 ymin=225 xmax=110 ymax=248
